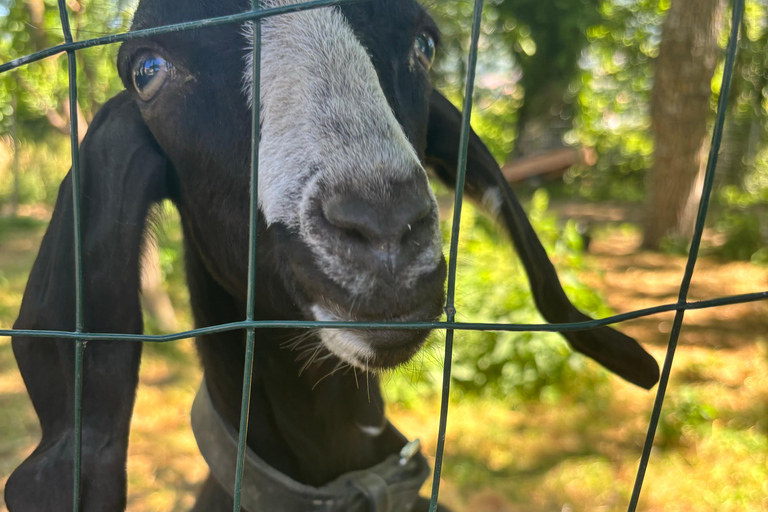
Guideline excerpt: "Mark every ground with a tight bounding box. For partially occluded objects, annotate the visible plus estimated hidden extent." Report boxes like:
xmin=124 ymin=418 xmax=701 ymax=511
xmin=0 ymin=208 xmax=766 ymax=511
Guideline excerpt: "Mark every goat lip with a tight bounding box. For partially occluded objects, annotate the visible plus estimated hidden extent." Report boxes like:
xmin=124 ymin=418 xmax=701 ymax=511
xmin=350 ymin=311 xmax=442 ymax=368
xmin=311 ymin=303 xmax=440 ymax=369
xmin=323 ymin=328 xmax=430 ymax=370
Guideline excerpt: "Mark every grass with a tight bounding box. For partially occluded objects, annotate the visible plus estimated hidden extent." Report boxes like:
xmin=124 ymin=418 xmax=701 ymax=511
xmin=0 ymin=210 xmax=767 ymax=511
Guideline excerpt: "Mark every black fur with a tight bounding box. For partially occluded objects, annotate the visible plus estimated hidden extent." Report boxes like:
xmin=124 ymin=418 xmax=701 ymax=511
xmin=6 ymin=1 xmax=659 ymax=510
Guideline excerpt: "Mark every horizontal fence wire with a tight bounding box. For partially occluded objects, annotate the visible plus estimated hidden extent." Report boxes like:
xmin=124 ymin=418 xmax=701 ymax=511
xmin=0 ymin=0 xmax=760 ymax=510
xmin=1 ymin=291 xmax=766 ymax=342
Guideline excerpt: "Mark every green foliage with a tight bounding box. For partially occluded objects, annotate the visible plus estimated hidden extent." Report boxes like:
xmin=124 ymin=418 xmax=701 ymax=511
xmin=428 ymin=0 xmax=768 ymax=232
xmin=428 ymin=0 xmax=602 ymax=162
xmin=711 ymin=185 xmax=768 ymax=263
xmin=658 ymin=233 xmax=691 ymax=256
xmin=656 ymin=388 xmax=719 ymax=449
xmin=0 ymin=0 xmax=137 ymax=207
xmin=0 ymin=135 xmax=70 ymax=206
xmin=716 ymin=210 xmax=766 ymax=262
xmin=426 ymin=0 xmax=659 ymax=203
xmin=428 ymin=0 xmax=523 ymax=161
xmin=494 ymin=0 xmax=602 ymax=135
xmin=0 ymin=213 xmax=46 ymax=243
xmin=385 ymin=190 xmax=611 ymax=406
xmin=0 ymin=0 xmax=134 ymax=134
xmin=566 ymin=0 xmax=666 ymax=201
xmin=702 ymin=1 xmax=768 ymax=262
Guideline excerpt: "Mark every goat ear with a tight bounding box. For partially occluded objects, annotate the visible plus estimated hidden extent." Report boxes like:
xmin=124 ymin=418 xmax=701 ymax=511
xmin=425 ymin=89 xmax=660 ymax=390
xmin=6 ymin=92 xmax=168 ymax=511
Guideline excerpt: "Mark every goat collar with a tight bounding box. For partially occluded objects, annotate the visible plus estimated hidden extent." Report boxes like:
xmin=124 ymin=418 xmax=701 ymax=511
xmin=191 ymin=381 xmax=430 ymax=512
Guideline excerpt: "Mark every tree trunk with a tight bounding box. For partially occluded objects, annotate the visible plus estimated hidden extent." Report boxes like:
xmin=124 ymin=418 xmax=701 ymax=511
xmin=140 ymin=239 xmax=178 ymax=333
xmin=643 ymin=0 xmax=727 ymax=249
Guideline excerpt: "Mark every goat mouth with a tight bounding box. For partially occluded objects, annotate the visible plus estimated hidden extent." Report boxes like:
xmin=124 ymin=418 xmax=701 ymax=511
xmin=310 ymin=304 xmax=439 ymax=370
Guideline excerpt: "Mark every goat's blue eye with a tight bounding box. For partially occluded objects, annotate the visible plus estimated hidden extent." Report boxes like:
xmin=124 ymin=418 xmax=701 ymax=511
xmin=132 ymin=54 xmax=172 ymax=101
xmin=414 ymin=33 xmax=436 ymax=70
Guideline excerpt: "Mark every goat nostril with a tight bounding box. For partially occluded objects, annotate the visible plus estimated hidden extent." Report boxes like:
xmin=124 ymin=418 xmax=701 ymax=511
xmin=341 ymin=226 xmax=370 ymax=246
xmin=323 ymin=199 xmax=381 ymax=244
xmin=322 ymin=190 xmax=434 ymax=257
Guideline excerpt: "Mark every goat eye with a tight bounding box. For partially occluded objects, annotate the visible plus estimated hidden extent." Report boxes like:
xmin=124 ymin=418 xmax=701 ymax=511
xmin=413 ymin=33 xmax=436 ymax=70
xmin=132 ymin=54 xmax=172 ymax=101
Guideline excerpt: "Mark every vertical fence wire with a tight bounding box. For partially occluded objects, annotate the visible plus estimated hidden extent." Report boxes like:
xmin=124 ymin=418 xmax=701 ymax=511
xmin=626 ymin=0 xmax=745 ymax=509
xmin=428 ymin=1 xmax=484 ymax=510
xmin=54 ymin=1 xmax=85 ymax=510
xmin=232 ymin=4 xmax=263 ymax=511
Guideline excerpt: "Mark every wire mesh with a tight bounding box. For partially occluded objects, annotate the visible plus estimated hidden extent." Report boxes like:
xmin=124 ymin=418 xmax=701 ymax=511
xmin=0 ymin=0 xmax=756 ymax=510
xmin=53 ymin=1 xmax=85 ymax=509
xmin=428 ymin=1 xmax=484 ymax=509
xmin=627 ymin=1 xmax=746 ymax=507
xmin=233 ymin=0 xmax=263 ymax=507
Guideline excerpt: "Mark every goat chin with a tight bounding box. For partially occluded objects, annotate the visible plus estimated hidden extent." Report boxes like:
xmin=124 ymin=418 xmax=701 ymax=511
xmin=311 ymin=304 xmax=432 ymax=370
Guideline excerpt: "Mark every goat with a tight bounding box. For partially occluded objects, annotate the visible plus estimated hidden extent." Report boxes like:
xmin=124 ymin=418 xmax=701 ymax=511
xmin=5 ymin=0 xmax=660 ymax=510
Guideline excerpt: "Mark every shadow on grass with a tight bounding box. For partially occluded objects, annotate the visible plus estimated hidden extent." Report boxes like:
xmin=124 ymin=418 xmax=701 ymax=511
xmin=446 ymin=445 xmax=600 ymax=483
xmin=0 ymin=216 xmax=48 ymax=244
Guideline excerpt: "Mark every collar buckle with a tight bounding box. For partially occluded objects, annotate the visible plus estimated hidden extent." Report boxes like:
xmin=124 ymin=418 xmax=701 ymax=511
xmin=399 ymin=439 xmax=421 ymax=466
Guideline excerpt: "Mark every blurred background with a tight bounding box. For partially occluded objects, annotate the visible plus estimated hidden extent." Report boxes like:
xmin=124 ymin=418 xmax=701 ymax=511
xmin=1 ymin=0 xmax=768 ymax=510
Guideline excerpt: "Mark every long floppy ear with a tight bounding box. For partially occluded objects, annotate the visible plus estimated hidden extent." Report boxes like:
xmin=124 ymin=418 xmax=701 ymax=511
xmin=5 ymin=92 xmax=169 ymax=511
xmin=425 ymin=89 xmax=659 ymax=390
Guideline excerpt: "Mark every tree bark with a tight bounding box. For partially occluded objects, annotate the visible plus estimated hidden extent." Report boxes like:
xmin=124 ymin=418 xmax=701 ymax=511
xmin=643 ymin=0 xmax=727 ymax=249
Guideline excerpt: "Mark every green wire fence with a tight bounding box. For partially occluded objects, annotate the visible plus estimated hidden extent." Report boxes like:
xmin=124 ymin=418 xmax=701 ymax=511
xmin=0 ymin=0 xmax=754 ymax=510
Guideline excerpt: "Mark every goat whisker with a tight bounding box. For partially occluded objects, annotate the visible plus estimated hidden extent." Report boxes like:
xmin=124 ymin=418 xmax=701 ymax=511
xmin=365 ymin=356 xmax=370 ymax=403
xmin=280 ymin=329 xmax=317 ymax=351
xmin=295 ymin=343 xmax=320 ymax=360
xmin=299 ymin=344 xmax=324 ymax=376
xmin=347 ymin=294 xmax=359 ymax=319
xmin=312 ymin=361 xmax=349 ymax=391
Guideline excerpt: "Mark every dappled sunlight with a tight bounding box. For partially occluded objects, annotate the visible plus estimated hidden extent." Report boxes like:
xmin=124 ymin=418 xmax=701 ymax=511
xmin=385 ymin=220 xmax=768 ymax=511
xmin=579 ymin=225 xmax=768 ymax=349
xmin=389 ymin=338 xmax=768 ymax=511
xmin=126 ymin=339 xmax=206 ymax=512
xmin=0 ymin=337 xmax=39 ymax=512
xmin=1 ymin=211 xmax=767 ymax=510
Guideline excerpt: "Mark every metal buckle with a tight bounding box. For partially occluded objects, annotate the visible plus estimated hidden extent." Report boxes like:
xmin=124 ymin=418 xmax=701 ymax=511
xmin=398 ymin=439 xmax=421 ymax=467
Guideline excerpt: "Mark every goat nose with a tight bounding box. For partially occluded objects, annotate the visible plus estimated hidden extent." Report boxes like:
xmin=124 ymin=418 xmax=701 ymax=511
xmin=322 ymin=185 xmax=434 ymax=264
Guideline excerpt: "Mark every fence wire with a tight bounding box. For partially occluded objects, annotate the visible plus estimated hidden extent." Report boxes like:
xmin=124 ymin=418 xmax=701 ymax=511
xmin=0 ymin=0 xmax=755 ymax=510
